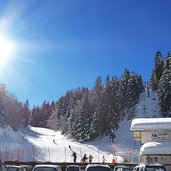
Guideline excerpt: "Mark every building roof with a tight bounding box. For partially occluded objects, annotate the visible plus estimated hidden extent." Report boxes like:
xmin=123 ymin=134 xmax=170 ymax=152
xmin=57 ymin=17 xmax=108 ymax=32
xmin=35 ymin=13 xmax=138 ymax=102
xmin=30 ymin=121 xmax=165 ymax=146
xmin=130 ymin=118 xmax=171 ymax=131
xmin=140 ymin=142 xmax=171 ymax=155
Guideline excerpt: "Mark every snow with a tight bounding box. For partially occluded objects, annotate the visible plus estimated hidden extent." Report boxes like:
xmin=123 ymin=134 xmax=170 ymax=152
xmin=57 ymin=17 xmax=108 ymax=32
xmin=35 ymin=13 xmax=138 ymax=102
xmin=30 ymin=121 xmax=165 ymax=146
xmin=130 ymin=118 xmax=171 ymax=131
xmin=0 ymin=90 xmax=162 ymax=163
xmin=140 ymin=142 xmax=171 ymax=155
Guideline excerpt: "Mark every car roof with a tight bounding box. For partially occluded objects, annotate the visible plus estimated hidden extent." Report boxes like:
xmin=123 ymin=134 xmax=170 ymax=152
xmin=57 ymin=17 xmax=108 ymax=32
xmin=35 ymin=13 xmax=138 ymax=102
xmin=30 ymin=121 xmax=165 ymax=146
xmin=6 ymin=166 xmax=25 ymax=168
xmin=137 ymin=163 xmax=164 ymax=166
xmin=33 ymin=165 xmax=61 ymax=168
xmin=86 ymin=164 xmax=111 ymax=169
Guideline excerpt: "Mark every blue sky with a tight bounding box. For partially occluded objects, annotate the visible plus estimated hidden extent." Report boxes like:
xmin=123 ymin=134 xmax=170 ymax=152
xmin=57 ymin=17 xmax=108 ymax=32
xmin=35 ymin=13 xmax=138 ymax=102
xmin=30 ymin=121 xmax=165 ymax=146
xmin=0 ymin=0 xmax=171 ymax=107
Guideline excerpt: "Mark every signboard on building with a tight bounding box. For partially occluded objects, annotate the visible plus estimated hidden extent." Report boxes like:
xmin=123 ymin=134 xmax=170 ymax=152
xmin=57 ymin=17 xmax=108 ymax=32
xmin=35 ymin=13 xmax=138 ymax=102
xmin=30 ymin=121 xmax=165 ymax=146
xmin=151 ymin=132 xmax=168 ymax=141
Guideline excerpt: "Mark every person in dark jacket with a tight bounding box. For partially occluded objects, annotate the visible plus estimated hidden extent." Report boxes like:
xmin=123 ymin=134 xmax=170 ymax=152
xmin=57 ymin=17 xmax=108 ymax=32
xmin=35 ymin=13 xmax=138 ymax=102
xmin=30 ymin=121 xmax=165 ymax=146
xmin=72 ymin=152 xmax=77 ymax=162
xmin=81 ymin=154 xmax=88 ymax=162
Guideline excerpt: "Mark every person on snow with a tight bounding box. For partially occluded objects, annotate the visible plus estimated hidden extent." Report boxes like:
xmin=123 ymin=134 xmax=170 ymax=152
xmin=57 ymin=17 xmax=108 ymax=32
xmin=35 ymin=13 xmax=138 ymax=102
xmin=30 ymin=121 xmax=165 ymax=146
xmin=102 ymin=156 xmax=107 ymax=163
xmin=89 ymin=154 xmax=93 ymax=163
xmin=72 ymin=152 xmax=77 ymax=163
xmin=81 ymin=154 xmax=88 ymax=162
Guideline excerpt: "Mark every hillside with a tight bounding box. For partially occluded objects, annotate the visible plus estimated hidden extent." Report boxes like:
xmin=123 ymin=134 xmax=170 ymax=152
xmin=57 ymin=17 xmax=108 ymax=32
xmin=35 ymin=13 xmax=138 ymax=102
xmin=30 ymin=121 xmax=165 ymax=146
xmin=0 ymin=89 xmax=161 ymax=163
xmin=86 ymin=89 xmax=161 ymax=162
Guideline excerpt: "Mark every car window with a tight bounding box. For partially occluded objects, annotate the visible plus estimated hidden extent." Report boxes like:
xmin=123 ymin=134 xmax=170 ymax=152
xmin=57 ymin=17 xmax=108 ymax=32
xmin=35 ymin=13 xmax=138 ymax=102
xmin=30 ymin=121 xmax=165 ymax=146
xmin=115 ymin=167 xmax=133 ymax=171
xmin=34 ymin=167 xmax=58 ymax=171
xmin=66 ymin=167 xmax=80 ymax=171
xmin=146 ymin=166 xmax=166 ymax=171
xmin=123 ymin=168 xmax=133 ymax=171
xmin=7 ymin=167 xmax=20 ymax=171
xmin=87 ymin=166 xmax=111 ymax=171
xmin=115 ymin=168 xmax=122 ymax=171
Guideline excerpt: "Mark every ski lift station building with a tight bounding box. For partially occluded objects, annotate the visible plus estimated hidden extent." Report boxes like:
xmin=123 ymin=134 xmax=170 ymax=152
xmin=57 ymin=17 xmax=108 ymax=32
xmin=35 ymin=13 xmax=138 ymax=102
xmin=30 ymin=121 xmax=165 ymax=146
xmin=130 ymin=118 xmax=171 ymax=170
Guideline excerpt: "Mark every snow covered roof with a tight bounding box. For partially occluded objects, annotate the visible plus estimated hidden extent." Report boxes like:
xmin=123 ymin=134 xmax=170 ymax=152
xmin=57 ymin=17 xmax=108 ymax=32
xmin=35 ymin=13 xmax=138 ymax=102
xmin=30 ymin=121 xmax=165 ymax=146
xmin=130 ymin=118 xmax=171 ymax=131
xmin=140 ymin=142 xmax=171 ymax=155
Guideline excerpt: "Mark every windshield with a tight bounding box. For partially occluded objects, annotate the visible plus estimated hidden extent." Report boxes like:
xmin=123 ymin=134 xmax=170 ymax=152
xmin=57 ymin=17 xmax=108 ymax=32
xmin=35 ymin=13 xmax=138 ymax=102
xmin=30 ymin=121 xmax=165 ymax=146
xmin=146 ymin=166 xmax=166 ymax=171
xmin=66 ymin=167 xmax=80 ymax=171
xmin=34 ymin=167 xmax=58 ymax=171
xmin=87 ymin=166 xmax=111 ymax=171
xmin=116 ymin=168 xmax=133 ymax=171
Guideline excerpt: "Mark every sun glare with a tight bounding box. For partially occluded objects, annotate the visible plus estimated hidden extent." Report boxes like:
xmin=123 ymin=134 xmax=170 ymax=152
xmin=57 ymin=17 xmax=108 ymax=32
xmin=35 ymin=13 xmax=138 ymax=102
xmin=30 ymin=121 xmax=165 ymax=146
xmin=0 ymin=35 xmax=15 ymax=64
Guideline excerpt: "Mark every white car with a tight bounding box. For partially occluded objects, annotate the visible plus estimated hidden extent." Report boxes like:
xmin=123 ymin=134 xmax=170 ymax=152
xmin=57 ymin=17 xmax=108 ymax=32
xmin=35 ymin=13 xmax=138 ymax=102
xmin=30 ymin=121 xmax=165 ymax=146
xmin=32 ymin=165 xmax=62 ymax=171
xmin=132 ymin=163 xmax=167 ymax=171
xmin=85 ymin=164 xmax=112 ymax=171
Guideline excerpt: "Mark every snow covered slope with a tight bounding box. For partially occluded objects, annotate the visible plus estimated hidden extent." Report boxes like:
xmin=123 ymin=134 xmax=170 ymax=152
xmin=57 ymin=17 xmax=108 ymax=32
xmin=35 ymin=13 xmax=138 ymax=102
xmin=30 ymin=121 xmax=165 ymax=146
xmin=0 ymin=90 xmax=161 ymax=163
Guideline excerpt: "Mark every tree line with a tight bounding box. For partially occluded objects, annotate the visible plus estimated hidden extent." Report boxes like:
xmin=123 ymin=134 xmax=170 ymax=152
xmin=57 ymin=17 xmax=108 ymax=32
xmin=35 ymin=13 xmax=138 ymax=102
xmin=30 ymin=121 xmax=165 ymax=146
xmin=33 ymin=71 xmax=144 ymax=142
xmin=0 ymin=50 xmax=171 ymax=142
xmin=0 ymin=69 xmax=144 ymax=142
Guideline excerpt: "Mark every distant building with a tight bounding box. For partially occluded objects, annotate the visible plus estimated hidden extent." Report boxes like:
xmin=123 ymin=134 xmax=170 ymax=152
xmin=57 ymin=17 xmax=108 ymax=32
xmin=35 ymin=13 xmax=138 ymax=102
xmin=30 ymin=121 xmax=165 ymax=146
xmin=130 ymin=118 xmax=171 ymax=171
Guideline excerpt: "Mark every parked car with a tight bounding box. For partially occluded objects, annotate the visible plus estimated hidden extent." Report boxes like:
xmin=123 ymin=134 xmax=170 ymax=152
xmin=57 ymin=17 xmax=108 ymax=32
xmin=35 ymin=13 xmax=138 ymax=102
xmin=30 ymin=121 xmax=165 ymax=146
xmin=6 ymin=165 xmax=26 ymax=171
xmin=65 ymin=165 xmax=81 ymax=171
xmin=85 ymin=164 xmax=112 ymax=171
xmin=32 ymin=165 xmax=62 ymax=171
xmin=114 ymin=165 xmax=133 ymax=171
xmin=132 ymin=163 xmax=167 ymax=171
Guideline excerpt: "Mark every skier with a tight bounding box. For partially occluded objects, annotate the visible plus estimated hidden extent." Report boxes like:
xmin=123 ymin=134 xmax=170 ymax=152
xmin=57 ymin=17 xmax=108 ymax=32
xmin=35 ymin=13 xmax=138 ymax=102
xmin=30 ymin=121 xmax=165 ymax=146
xmin=69 ymin=145 xmax=77 ymax=163
xmin=81 ymin=154 xmax=88 ymax=163
xmin=72 ymin=152 xmax=77 ymax=163
xmin=89 ymin=154 xmax=93 ymax=163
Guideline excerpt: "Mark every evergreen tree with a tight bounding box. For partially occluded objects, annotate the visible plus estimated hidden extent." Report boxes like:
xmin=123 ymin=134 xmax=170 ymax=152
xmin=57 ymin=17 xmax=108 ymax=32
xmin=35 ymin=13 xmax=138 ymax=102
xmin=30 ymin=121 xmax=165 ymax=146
xmin=151 ymin=51 xmax=164 ymax=90
xmin=103 ymin=76 xmax=121 ymax=133
xmin=71 ymin=89 xmax=92 ymax=142
xmin=30 ymin=106 xmax=41 ymax=126
xmin=22 ymin=100 xmax=30 ymax=127
xmin=90 ymin=76 xmax=104 ymax=139
xmin=120 ymin=69 xmax=144 ymax=109
xmin=158 ymin=57 xmax=171 ymax=116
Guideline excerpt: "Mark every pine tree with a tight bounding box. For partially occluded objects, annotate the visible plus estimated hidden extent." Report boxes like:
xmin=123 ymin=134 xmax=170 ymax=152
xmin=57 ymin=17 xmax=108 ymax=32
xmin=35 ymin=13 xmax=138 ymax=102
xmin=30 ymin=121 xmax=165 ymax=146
xmin=22 ymin=99 xmax=30 ymax=127
xmin=90 ymin=76 xmax=104 ymax=139
xmin=103 ymin=76 xmax=121 ymax=133
xmin=158 ymin=57 xmax=171 ymax=116
xmin=151 ymin=51 xmax=164 ymax=90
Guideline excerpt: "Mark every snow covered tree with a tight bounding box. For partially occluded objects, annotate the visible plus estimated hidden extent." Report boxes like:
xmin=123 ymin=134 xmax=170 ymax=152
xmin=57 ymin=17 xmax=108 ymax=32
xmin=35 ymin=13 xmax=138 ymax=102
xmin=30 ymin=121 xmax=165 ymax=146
xmin=90 ymin=76 xmax=104 ymax=139
xmin=30 ymin=106 xmax=41 ymax=126
xmin=158 ymin=56 xmax=171 ymax=117
xmin=151 ymin=51 xmax=164 ymax=90
xmin=120 ymin=69 xmax=144 ymax=115
xmin=71 ymin=89 xmax=92 ymax=142
xmin=103 ymin=76 xmax=121 ymax=133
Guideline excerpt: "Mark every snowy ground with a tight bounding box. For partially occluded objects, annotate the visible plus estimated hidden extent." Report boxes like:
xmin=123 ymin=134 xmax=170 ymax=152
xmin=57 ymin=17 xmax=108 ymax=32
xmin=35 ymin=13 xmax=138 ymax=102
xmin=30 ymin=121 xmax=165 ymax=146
xmin=0 ymin=90 xmax=161 ymax=163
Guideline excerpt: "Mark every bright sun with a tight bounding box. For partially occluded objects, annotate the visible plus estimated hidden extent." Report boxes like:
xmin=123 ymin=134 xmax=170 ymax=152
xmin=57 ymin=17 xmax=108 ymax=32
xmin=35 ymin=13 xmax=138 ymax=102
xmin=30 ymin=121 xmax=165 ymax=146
xmin=0 ymin=35 xmax=15 ymax=64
